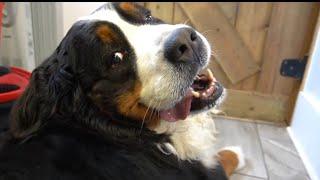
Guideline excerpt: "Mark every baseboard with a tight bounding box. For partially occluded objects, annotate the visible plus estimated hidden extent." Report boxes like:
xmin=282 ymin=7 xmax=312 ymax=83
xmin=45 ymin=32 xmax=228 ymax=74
xmin=217 ymin=89 xmax=288 ymax=124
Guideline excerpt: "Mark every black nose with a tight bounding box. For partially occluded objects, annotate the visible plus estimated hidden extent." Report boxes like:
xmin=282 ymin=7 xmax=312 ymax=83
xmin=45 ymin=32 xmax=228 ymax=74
xmin=164 ymin=27 xmax=200 ymax=63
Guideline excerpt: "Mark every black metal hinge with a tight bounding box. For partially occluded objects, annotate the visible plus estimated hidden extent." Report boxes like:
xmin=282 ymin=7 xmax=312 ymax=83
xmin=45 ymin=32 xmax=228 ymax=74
xmin=280 ymin=56 xmax=308 ymax=80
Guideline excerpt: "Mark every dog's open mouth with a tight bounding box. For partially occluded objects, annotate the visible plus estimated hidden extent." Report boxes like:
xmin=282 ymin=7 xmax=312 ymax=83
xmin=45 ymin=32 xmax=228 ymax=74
xmin=159 ymin=69 xmax=224 ymax=122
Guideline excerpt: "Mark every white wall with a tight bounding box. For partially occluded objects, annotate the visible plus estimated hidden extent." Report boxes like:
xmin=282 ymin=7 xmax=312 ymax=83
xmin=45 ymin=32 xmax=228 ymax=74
xmin=289 ymin=16 xmax=320 ymax=180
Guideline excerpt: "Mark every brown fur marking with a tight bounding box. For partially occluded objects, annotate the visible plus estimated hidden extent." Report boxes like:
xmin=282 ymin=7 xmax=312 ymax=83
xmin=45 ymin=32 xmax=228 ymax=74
xmin=116 ymin=81 xmax=160 ymax=128
xmin=119 ymin=2 xmax=141 ymax=20
xmin=96 ymin=25 xmax=117 ymax=43
xmin=119 ymin=2 xmax=135 ymax=12
xmin=217 ymin=150 xmax=239 ymax=177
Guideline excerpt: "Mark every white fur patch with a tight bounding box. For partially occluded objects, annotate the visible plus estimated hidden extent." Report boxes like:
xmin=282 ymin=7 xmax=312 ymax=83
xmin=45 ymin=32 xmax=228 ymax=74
xmin=155 ymin=110 xmax=219 ymax=168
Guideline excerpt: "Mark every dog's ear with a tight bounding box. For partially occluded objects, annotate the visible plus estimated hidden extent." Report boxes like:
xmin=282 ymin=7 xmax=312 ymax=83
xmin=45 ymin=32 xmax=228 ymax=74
xmin=9 ymin=38 xmax=78 ymax=138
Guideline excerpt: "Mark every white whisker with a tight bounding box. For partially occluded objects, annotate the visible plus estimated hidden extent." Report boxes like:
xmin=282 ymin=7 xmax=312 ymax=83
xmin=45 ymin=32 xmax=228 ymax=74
xmin=139 ymin=100 xmax=154 ymax=135
xmin=183 ymin=19 xmax=190 ymax=25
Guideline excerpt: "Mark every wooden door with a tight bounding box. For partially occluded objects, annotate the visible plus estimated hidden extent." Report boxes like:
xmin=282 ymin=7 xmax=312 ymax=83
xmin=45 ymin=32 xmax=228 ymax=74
xmin=144 ymin=2 xmax=320 ymax=125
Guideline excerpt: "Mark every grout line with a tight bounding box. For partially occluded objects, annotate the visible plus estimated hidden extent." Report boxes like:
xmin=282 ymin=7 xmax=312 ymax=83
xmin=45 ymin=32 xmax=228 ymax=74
xmin=234 ymin=172 xmax=266 ymax=179
xmin=262 ymin=138 xmax=299 ymax=157
xmin=220 ymin=117 xmax=269 ymax=179
xmin=255 ymin=122 xmax=270 ymax=180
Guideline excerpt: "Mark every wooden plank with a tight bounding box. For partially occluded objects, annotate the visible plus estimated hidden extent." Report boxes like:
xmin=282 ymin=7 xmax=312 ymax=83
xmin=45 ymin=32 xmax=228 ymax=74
xmin=273 ymin=3 xmax=319 ymax=95
xmin=179 ymin=3 xmax=260 ymax=84
xmin=174 ymin=2 xmax=239 ymax=27
xmin=218 ymin=89 xmax=289 ymax=124
xmin=145 ymin=2 xmax=174 ymax=24
xmin=217 ymin=2 xmax=242 ymax=89
xmin=217 ymin=2 xmax=239 ymax=26
xmin=235 ymin=3 xmax=273 ymax=91
xmin=207 ymin=59 xmax=233 ymax=88
xmin=172 ymin=2 xmax=194 ymax=26
xmin=211 ymin=115 xmax=286 ymax=127
xmin=135 ymin=2 xmax=145 ymax=7
xmin=257 ymin=3 xmax=319 ymax=95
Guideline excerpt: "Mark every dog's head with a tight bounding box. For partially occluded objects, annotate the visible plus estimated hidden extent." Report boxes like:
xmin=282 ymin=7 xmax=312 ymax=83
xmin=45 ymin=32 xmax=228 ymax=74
xmin=10 ymin=2 xmax=224 ymax=137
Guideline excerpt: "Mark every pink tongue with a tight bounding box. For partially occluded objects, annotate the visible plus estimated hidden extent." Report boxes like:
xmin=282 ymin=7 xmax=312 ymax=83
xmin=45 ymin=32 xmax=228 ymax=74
xmin=159 ymin=89 xmax=193 ymax=122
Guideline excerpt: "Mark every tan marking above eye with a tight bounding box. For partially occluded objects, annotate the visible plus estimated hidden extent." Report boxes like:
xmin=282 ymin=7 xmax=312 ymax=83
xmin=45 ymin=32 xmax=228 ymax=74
xmin=119 ymin=2 xmax=136 ymax=12
xmin=96 ymin=25 xmax=117 ymax=43
xmin=118 ymin=2 xmax=143 ymax=20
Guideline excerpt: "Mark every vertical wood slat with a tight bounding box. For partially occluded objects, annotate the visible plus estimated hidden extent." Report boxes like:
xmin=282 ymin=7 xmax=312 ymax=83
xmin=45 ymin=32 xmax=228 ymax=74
xmin=257 ymin=3 xmax=319 ymax=95
xmin=217 ymin=2 xmax=239 ymax=26
xmin=217 ymin=2 xmax=242 ymax=89
xmin=272 ymin=3 xmax=319 ymax=95
xmin=235 ymin=3 xmax=273 ymax=91
xmin=173 ymin=3 xmax=193 ymax=26
xmin=173 ymin=2 xmax=186 ymax=24
xmin=145 ymin=3 xmax=174 ymax=24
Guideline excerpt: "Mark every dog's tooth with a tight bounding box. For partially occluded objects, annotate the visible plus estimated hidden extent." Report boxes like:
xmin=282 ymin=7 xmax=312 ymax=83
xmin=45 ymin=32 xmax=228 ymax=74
xmin=206 ymin=69 xmax=216 ymax=82
xmin=192 ymin=91 xmax=200 ymax=98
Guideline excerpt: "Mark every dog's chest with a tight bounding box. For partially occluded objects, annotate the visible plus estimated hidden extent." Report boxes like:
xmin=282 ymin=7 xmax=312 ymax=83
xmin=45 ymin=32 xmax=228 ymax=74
xmin=154 ymin=109 xmax=219 ymax=167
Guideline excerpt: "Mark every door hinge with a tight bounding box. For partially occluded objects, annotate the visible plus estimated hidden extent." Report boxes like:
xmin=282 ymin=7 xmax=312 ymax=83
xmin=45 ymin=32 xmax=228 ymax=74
xmin=280 ymin=56 xmax=308 ymax=80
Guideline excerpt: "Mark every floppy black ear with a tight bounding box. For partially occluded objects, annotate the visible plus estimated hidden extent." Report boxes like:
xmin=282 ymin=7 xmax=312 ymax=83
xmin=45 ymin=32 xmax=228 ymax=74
xmin=9 ymin=41 xmax=78 ymax=138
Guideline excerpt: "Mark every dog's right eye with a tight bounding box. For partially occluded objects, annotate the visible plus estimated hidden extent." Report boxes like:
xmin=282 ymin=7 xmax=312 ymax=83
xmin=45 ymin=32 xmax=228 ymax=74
xmin=145 ymin=14 xmax=153 ymax=22
xmin=113 ymin=52 xmax=123 ymax=64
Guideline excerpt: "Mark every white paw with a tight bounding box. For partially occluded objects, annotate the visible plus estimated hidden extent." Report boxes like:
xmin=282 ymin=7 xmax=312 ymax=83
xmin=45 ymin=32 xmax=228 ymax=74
xmin=220 ymin=146 xmax=246 ymax=171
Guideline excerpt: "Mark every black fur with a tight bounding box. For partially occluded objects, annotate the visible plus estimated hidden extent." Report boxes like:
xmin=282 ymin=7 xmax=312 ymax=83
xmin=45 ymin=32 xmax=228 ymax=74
xmin=0 ymin=119 xmax=227 ymax=180
xmin=0 ymin=12 xmax=227 ymax=180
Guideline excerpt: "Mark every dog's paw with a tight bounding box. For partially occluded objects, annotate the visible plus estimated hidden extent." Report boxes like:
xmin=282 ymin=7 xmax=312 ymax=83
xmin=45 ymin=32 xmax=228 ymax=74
xmin=220 ymin=146 xmax=245 ymax=171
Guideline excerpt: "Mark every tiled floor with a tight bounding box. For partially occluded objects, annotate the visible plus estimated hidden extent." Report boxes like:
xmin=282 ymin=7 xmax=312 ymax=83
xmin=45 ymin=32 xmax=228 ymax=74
xmin=213 ymin=117 xmax=310 ymax=180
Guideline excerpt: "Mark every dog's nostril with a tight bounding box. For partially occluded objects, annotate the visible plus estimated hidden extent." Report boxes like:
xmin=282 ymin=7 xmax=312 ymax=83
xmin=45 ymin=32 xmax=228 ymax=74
xmin=190 ymin=31 xmax=197 ymax=41
xmin=164 ymin=27 xmax=202 ymax=63
xmin=178 ymin=44 xmax=188 ymax=54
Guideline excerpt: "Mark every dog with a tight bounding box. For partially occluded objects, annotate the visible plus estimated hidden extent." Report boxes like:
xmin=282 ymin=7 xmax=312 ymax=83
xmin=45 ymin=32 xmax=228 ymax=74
xmin=0 ymin=2 xmax=244 ymax=179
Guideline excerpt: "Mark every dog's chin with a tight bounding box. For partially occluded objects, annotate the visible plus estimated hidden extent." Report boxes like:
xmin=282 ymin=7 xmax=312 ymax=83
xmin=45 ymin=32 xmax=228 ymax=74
xmin=157 ymin=69 xmax=224 ymax=122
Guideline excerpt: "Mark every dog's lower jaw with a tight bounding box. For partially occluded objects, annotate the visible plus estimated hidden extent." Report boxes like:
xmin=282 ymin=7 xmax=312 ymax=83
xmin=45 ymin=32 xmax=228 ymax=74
xmin=154 ymin=110 xmax=219 ymax=168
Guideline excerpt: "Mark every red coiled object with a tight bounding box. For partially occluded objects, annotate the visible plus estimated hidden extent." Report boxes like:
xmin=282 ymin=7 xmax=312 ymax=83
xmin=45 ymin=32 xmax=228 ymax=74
xmin=0 ymin=66 xmax=31 ymax=103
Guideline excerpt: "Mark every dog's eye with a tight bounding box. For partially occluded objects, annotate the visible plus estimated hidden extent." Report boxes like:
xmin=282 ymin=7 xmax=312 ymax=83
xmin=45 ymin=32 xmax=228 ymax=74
xmin=113 ymin=52 xmax=124 ymax=64
xmin=145 ymin=14 xmax=153 ymax=22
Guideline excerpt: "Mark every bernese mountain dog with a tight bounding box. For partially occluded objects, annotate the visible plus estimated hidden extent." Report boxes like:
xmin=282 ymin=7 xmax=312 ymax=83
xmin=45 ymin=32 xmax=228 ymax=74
xmin=0 ymin=2 xmax=245 ymax=180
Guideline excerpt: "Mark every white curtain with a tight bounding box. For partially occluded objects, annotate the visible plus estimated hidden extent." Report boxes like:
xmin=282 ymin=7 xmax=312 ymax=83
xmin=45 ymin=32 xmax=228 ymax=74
xmin=0 ymin=2 xmax=105 ymax=71
xmin=0 ymin=2 xmax=35 ymax=71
